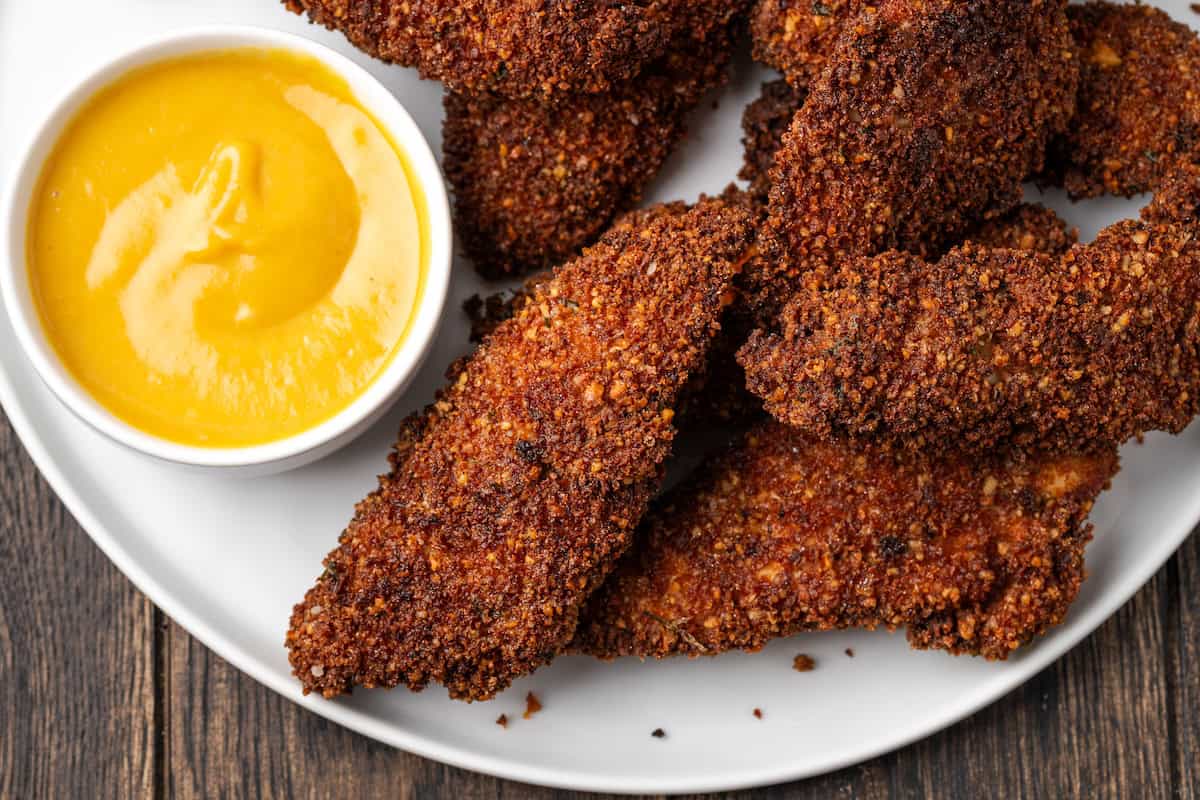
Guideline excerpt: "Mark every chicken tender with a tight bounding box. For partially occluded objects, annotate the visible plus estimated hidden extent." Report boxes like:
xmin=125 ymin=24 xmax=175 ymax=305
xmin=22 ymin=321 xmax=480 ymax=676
xmin=286 ymin=198 xmax=753 ymax=701
xmin=1044 ymin=2 xmax=1200 ymax=198
xmin=282 ymin=0 xmax=740 ymax=98
xmin=741 ymin=160 xmax=1200 ymax=454
xmin=573 ymin=422 xmax=1118 ymax=660
xmin=749 ymin=0 xmax=862 ymax=88
xmin=444 ymin=40 xmax=733 ymax=278
xmin=737 ymin=77 xmax=1075 ymax=248
xmin=751 ymin=0 xmax=1077 ymax=320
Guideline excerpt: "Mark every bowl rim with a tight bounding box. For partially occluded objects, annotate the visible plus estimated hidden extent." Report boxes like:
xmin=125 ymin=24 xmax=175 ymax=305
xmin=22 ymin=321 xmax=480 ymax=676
xmin=0 ymin=24 xmax=453 ymax=470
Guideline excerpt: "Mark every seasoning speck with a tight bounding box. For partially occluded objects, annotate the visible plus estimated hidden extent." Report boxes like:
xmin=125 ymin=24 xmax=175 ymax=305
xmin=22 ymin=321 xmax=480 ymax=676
xmin=496 ymin=714 xmax=508 ymax=728
xmin=752 ymin=708 xmax=763 ymax=719
xmin=523 ymin=691 xmax=542 ymax=720
xmin=793 ymin=653 xmax=816 ymax=672
xmin=651 ymin=728 xmax=666 ymax=739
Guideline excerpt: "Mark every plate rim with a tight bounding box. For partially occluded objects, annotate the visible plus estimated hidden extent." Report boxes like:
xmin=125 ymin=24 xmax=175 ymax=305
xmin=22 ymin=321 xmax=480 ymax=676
xmin=2 ymin=332 xmax=1197 ymax=794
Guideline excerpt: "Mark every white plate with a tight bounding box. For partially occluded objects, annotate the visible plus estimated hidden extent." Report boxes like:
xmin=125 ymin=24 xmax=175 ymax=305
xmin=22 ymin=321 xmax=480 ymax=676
xmin=2 ymin=1 xmax=1198 ymax=794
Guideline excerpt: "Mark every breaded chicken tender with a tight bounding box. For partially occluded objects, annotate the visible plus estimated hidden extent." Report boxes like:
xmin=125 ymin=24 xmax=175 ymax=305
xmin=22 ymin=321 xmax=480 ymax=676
xmin=751 ymin=0 xmax=1077 ymax=319
xmin=444 ymin=39 xmax=734 ymax=277
xmin=739 ymin=79 xmax=806 ymax=200
xmin=573 ymin=422 xmax=1118 ymax=660
xmin=282 ymin=0 xmax=740 ymax=98
xmin=286 ymin=199 xmax=753 ymax=701
xmin=737 ymin=77 xmax=1078 ymax=256
xmin=749 ymin=0 xmax=862 ymax=88
xmin=741 ymin=160 xmax=1200 ymax=454
xmin=1044 ymin=2 xmax=1200 ymax=198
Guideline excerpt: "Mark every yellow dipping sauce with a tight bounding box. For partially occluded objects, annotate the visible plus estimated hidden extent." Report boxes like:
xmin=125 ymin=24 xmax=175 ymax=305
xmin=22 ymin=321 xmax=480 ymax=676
xmin=27 ymin=49 xmax=428 ymax=447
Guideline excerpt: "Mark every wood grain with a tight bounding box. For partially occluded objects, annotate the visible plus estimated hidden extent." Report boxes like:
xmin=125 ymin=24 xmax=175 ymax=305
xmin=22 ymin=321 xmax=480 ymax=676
xmin=1 ymin=409 xmax=1197 ymax=799
xmin=0 ymin=415 xmax=157 ymax=799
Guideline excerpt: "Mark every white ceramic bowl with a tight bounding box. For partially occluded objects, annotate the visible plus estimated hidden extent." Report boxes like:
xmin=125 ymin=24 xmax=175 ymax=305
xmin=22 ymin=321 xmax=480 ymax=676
xmin=0 ymin=26 xmax=453 ymax=476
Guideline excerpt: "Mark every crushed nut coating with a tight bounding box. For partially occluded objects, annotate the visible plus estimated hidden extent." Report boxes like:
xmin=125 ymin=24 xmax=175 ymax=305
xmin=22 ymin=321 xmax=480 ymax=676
xmin=739 ymin=79 xmax=806 ymax=200
xmin=286 ymin=199 xmax=753 ymax=701
xmin=282 ymin=0 xmax=741 ymax=98
xmin=741 ymin=160 xmax=1200 ymax=454
xmin=751 ymin=0 xmax=1077 ymax=321
xmin=750 ymin=0 xmax=863 ymax=89
xmin=463 ymin=272 xmax=552 ymax=345
xmin=444 ymin=34 xmax=736 ymax=278
xmin=573 ymin=423 xmax=1117 ymax=661
xmin=962 ymin=203 xmax=1078 ymax=258
xmin=1044 ymin=1 xmax=1200 ymax=198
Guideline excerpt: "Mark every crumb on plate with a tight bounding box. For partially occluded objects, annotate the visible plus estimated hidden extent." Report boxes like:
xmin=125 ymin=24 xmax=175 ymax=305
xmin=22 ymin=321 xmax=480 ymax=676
xmin=793 ymin=654 xmax=816 ymax=672
xmin=523 ymin=692 xmax=543 ymax=720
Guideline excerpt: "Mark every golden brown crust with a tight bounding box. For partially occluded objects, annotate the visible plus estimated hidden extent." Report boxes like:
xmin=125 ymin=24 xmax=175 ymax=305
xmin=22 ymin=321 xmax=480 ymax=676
xmin=963 ymin=203 xmax=1078 ymax=257
xmin=573 ymin=422 xmax=1118 ymax=661
xmin=1043 ymin=2 xmax=1200 ymax=198
xmin=286 ymin=199 xmax=753 ymax=701
xmin=444 ymin=39 xmax=734 ymax=278
xmin=749 ymin=0 xmax=862 ymax=88
xmin=740 ymin=160 xmax=1200 ymax=454
xmin=282 ymin=0 xmax=743 ymax=98
xmin=462 ymin=272 xmax=551 ymax=344
xmin=751 ymin=0 xmax=1077 ymax=321
xmin=739 ymin=79 xmax=806 ymax=200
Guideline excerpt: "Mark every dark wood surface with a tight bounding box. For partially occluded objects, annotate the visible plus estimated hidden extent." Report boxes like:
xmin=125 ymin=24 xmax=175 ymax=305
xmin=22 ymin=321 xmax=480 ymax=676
xmin=1 ymin=411 xmax=1196 ymax=800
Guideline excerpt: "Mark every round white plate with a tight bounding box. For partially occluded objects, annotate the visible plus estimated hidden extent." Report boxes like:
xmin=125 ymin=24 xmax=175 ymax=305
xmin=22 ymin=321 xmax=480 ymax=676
xmin=2 ymin=1 xmax=1198 ymax=794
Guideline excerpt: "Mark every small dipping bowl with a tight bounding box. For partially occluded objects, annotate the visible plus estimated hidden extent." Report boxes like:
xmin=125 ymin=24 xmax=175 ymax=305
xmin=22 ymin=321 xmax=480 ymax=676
xmin=1 ymin=26 xmax=452 ymax=476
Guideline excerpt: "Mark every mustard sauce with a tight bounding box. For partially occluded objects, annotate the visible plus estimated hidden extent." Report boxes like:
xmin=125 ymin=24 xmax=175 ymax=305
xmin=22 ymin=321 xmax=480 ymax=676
xmin=27 ymin=49 xmax=428 ymax=447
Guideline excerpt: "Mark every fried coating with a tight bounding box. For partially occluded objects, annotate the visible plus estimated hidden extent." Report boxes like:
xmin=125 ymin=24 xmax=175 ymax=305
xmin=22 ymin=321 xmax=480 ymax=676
xmin=749 ymin=0 xmax=862 ymax=88
xmin=963 ymin=202 xmax=1078 ymax=257
xmin=1043 ymin=2 xmax=1200 ymax=199
xmin=282 ymin=0 xmax=741 ymax=98
xmin=739 ymin=79 xmax=806 ymax=200
xmin=463 ymin=271 xmax=550 ymax=344
xmin=573 ymin=422 xmax=1118 ymax=660
xmin=751 ymin=0 xmax=1077 ymax=319
xmin=741 ymin=160 xmax=1200 ymax=454
xmin=738 ymin=80 xmax=1078 ymax=257
xmin=444 ymin=38 xmax=734 ymax=278
xmin=286 ymin=199 xmax=753 ymax=701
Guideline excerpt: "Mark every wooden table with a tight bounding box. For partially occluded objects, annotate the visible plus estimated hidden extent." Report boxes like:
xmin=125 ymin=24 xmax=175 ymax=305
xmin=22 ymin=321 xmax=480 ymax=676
xmin=1 ymin=413 xmax=1196 ymax=799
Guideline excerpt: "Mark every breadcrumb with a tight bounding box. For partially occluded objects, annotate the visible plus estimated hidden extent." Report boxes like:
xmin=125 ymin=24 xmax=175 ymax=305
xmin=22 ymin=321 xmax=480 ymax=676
xmin=523 ymin=692 xmax=543 ymax=719
xmin=792 ymin=654 xmax=816 ymax=672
